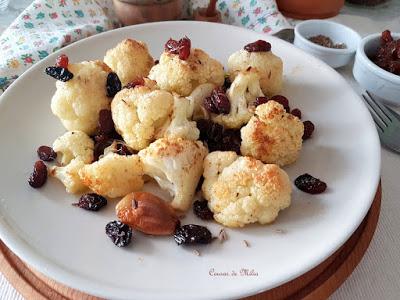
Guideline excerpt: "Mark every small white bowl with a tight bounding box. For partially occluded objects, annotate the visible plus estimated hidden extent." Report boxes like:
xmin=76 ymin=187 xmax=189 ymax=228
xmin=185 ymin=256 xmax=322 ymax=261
xmin=294 ymin=20 xmax=361 ymax=68
xmin=353 ymin=32 xmax=400 ymax=106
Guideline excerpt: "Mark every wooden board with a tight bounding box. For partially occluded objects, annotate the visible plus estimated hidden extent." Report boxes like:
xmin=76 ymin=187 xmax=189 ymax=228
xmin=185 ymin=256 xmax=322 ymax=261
xmin=0 ymin=183 xmax=381 ymax=300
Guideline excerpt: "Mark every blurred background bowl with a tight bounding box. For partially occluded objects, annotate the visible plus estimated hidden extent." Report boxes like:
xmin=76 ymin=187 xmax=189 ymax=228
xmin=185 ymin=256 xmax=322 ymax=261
xmin=113 ymin=0 xmax=183 ymax=26
xmin=294 ymin=20 xmax=361 ymax=68
xmin=353 ymin=32 xmax=400 ymax=106
xmin=277 ymin=0 xmax=344 ymax=19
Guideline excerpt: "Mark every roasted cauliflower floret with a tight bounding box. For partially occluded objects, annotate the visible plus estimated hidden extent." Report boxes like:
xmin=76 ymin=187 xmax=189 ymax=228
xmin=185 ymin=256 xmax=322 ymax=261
xmin=138 ymin=138 xmax=208 ymax=211
xmin=50 ymin=61 xmax=112 ymax=135
xmin=148 ymin=48 xmax=224 ymax=96
xmin=79 ymin=153 xmax=144 ymax=198
xmin=52 ymin=131 xmax=94 ymax=166
xmin=212 ymin=70 xmax=264 ymax=129
xmin=156 ymin=94 xmax=200 ymax=141
xmin=228 ymin=48 xmax=283 ymax=96
xmin=186 ymin=83 xmax=215 ymax=120
xmin=50 ymin=158 xmax=87 ymax=194
xmin=240 ymin=101 xmax=304 ymax=166
xmin=202 ymin=152 xmax=291 ymax=228
xmin=111 ymin=86 xmax=174 ymax=151
xmin=104 ymin=39 xmax=154 ymax=86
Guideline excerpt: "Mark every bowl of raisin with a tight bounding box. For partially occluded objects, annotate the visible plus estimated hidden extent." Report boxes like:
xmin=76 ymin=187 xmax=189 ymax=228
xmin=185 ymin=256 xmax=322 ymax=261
xmin=353 ymin=30 xmax=400 ymax=106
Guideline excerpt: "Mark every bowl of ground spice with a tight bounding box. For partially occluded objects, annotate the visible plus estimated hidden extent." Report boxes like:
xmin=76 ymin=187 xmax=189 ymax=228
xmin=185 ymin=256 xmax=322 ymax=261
xmin=294 ymin=20 xmax=361 ymax=68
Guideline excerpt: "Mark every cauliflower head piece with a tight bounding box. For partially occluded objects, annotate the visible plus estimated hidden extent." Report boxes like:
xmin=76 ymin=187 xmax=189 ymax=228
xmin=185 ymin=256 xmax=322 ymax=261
xmin=228 ymin=49 xmax=283 ymax=96
xmin=156 ymin=94 xmax=200 ymax=141
xmin=111 ymin=85 xmax=174 ymax=151
xmin=50 ymin=60 xmax=112 ymax=135
xmin=212 ymin=69 xmax=264 ymax=129
xmin=50 ymin=158 xmax=88 ymax=194
xmin=104 ymin=39 xmax=154 ymax=86
xmin=202 ymin=151 xmax=291 ymax=228
xmin=240 ymin=101 xmax=304 ymax=167
xmin=79 ymin=153 xmax=144 ymax=198
xmin=138 ymin=138 xmax=208 ymax=212
xmin=186 ymin=83 xmax=215 ymax=120
xmin=52 ymin=131 xmax=94 ymax=166
xmin=148 ymin=48 xmax=224 ymax=96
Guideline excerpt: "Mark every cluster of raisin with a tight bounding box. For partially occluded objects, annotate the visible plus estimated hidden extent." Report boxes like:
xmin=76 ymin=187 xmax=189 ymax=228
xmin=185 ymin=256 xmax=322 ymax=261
xmin=196 ymin=119 xmax=241 ymax=154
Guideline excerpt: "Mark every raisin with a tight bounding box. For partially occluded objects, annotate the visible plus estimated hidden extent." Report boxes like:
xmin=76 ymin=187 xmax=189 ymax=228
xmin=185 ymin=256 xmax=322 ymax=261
xmin=28 ymin=161 xmax=48 ymax=188
xmin=115 ymin=143 xmax=132 ymax=155
xmin=154 ymin=59 xmax=159 ymax=65
xmin=105 ymin=221 xmax=132 ymax=247
xmin=302 ymin=120 xmax=315 ymax=140
xmin=73 ymin=193 xmax=107 ymax=211
xmin=92 ymin=134 xmax=113 ymax=161
xmin=124 ymin=78 xmax=145 ymax=89
xmin=295 ymin=173 xmax=327 ymax=194
xmin=98 ymin=109 xmax=114 ymax=135
xmin=193 ymin=200 xmax=214 ymax=220
xmin=37 ymin=145 xmax=57 ymax=162
xmin=291 ymin=108 xmax=302 ymax=119
xmin=55 ymin=54 xmax=69 ymax=68
xmin=381 ymin=30 xmax=393 ymax=45
xmin=223 ymin=76 xmax=232 ymax=91
xmin=270 ymin=95 xmax=290 ymax=112
xmin=45 ymin=66 xmax=73 ymax=82
xmin=221 ymin=129 xmax=241 ymax=154
xmin=203 ymin=88 xmax=230 ymax=114
xmin=254 ymin=96 xmax=269 ymax=107
xmin=106 ymin=72 xmax=122 ymax=97
xmin=244 ymin=40 xmax=271 ymax=52
xmin=174 ymin=224 xmax=213 ymax=245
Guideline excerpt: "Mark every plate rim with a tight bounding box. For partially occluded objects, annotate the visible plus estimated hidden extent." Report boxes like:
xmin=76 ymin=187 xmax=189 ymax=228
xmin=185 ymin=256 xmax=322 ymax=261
xmin=0 ymin=20 xmax=381 ymax=300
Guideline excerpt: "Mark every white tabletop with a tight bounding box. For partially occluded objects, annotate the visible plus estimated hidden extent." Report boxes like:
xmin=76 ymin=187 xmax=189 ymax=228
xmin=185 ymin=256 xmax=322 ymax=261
xmin=1 ymin=1 xmax=400 ymax=299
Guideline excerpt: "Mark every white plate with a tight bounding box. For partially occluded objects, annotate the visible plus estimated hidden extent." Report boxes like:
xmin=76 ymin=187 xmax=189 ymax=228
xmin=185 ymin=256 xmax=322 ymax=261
xmin=0 ymin=21 xmax=380 ymax=300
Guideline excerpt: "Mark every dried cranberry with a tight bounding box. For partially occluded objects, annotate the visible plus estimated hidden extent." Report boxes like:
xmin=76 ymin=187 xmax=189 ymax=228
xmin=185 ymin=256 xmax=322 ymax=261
xmin=73 ymin=193 xmax=107 ymax=211
xmin=55 ymin=54 xmax=69 ymax=68
xmin=295 ymin=173 xmax=327 ymax=194
xmin=178 ymin=37 xmax=191 ymax=60
xmin=45 ymin=66 xmax=73 ymax=82
xmin=28 ymin=161 xmax=47 ymax=188
xmin=105 ymin=221 xmax=132 ymax=247
xmin=37 ymin=146 xmax=57 ymax=162
xmin=270 ymin=95 xmax=290 ymax=112
xmin=174 ymin=224 xmax=213 ymax=245
xmin=165 ymin=36 xmax=191 ymax=60
xmin=381 ymin=30 xmax=393 ymax=45
xmin=291 ymin=108 xmax=302 ymax=119
xmin=303 ymin=120 xmax=315 ymax=140
xmin=244 ymin=40 xmax=271 ymax=52
xmin=106 ymin=72 xmax=122 ymax=97
xmin=254 ymin=96 xmax=269 ymax=107
xmin=98 ymin=109 xmax=114 ymax=135
xmin=193 ymin=200 xmax=214 ymax=220
xmin=165 ymin=38 xmax=180 ymax=53
xmin=124 ymin=78 xmax=145 ymax=89
xmin=203 ymin=88 xmax=230 ymax=114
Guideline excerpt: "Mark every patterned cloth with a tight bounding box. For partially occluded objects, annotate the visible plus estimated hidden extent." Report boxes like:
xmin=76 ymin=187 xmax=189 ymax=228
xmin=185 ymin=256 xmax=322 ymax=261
xmin=0 ymin=0 xmax=291 ymax=93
